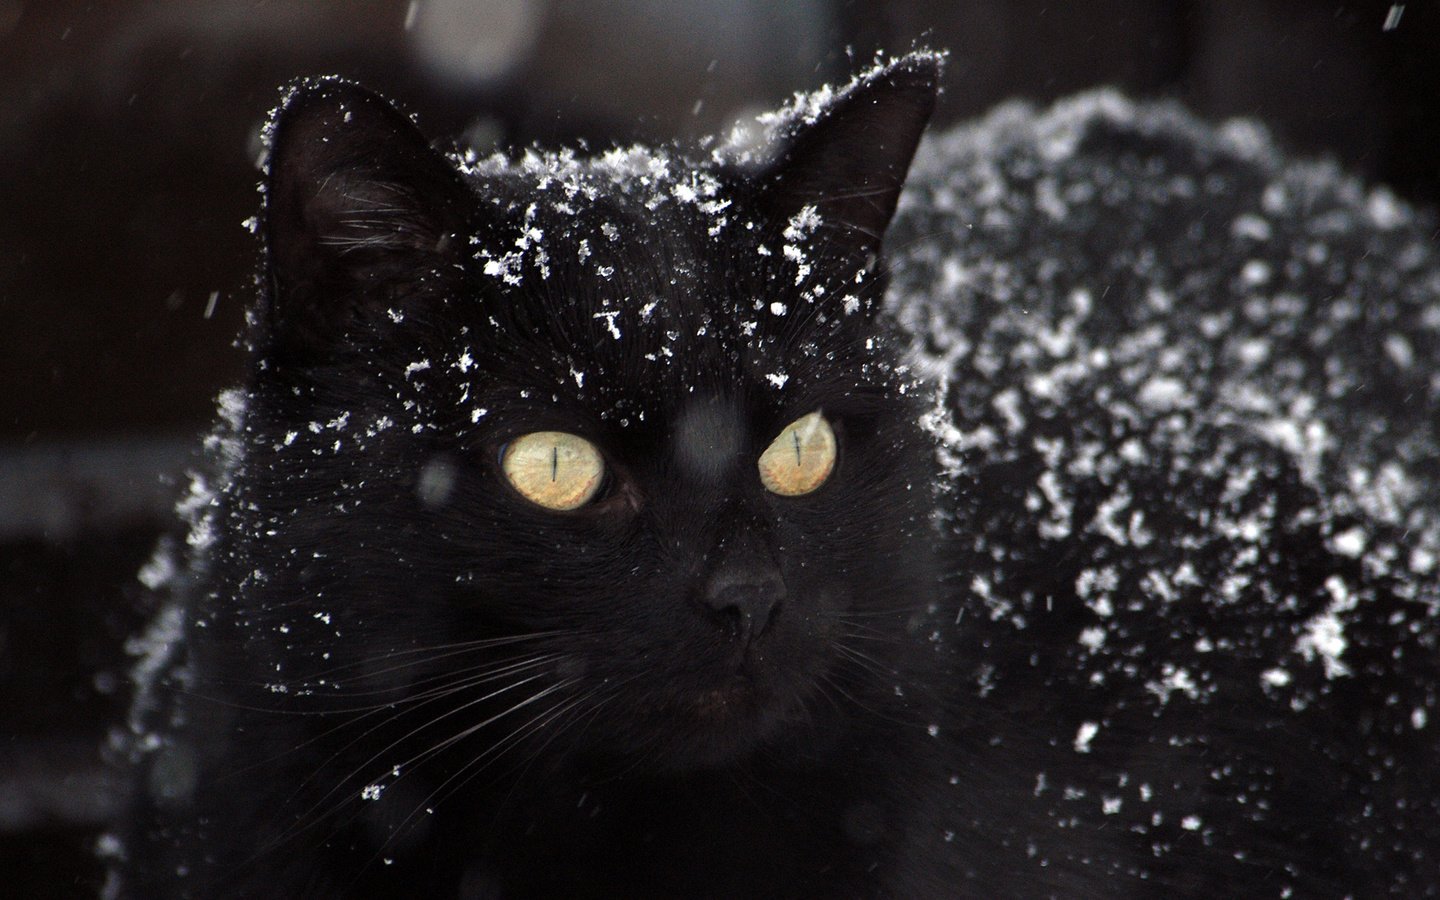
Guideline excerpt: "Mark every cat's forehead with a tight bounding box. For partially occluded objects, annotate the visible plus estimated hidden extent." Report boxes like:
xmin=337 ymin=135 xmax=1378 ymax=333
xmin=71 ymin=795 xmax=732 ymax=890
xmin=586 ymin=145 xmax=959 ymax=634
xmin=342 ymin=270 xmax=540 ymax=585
xmin=461 ymin=143 xmax=728 ymax=210
xmin=460 ymin=146 xmax=747 ymax=278
xmin=453 ymin=159 xmax=834 ymax=342
xmin=411 ymin=146 xmax=897 ymax=440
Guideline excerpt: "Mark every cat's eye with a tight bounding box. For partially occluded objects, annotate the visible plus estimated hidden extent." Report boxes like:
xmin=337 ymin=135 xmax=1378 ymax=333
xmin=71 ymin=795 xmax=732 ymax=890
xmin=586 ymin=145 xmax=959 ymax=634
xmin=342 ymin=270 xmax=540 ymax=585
xmin=501 ymin=431 xmax=605 ymax=511
xmin=757 ymin=411 xmax=837 ymax=497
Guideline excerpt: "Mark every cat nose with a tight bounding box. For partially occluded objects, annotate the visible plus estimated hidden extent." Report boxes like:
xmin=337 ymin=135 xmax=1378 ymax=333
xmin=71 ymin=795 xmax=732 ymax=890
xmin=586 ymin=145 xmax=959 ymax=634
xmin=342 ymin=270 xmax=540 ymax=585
xmin=702 ymin=570 xmax=784 ymax=645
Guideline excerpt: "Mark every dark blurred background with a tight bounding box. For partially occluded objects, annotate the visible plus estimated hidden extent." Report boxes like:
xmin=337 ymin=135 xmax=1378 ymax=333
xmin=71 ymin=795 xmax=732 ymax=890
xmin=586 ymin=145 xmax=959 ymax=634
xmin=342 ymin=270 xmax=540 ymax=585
xmin=2 ymin=1 xmax=1437 ymax=895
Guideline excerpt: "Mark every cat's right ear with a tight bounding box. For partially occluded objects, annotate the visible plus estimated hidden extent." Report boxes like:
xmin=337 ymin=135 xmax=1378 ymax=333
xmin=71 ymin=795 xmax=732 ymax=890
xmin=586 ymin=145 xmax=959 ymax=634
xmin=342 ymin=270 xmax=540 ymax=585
xmin=754 ymin=54 xmax=941 ymax=261
xmin=261 ymin=78 xmax=468 ymax=363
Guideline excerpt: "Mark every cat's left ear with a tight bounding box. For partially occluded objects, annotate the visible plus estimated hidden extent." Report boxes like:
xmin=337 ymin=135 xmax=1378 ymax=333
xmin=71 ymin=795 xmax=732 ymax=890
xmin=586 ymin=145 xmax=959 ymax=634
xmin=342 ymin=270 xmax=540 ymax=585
xmin=756 ymin=53 xmax=941 ymax=258
xmin=261 ymin=77 xmax=469 ymax=364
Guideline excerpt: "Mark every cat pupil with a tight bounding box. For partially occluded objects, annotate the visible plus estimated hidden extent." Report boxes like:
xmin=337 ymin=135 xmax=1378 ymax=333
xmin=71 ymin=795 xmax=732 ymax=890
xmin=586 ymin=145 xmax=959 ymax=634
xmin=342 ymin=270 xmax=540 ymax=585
xmin=499 ymin=433 xmax=604 ymax=509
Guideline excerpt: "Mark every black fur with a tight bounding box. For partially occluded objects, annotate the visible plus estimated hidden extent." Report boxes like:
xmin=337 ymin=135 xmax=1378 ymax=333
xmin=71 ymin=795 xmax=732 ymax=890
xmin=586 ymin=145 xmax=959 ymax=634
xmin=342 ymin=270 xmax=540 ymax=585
xmin=112 ymin=54 xmax=1440 ymax=898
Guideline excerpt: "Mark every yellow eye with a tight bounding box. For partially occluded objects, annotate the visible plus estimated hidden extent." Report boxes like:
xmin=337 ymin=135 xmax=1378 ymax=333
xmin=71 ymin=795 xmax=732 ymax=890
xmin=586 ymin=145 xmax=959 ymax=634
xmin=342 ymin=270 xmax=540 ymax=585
xmin=757 ymin=411 xmax=836 ymax=497
xmin=501 ymin=431 xmax=605 ymax=510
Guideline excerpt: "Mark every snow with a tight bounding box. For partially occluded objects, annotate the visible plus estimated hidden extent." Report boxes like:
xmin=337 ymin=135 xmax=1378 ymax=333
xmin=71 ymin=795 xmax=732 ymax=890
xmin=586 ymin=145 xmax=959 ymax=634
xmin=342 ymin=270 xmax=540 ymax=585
xmin=1383 ymin=333 xmax=1414 ymax=370
xmin=482 ymin=252 xmax=524 ymax=284
xmin=889 ymin=84 xmax=1440 ymax=760
xmin=136 ymin=546 xmax=177 ymax=591
xmin=1261 ymin=667 xmax=1292 ymax=688
xmin=1230 ymin=213 xmax=1272 ymax=242
xmin=1240 ymin=259 xmax=1272 ymax=286
xmin=1145 ymin=665 xmax=1200 ymax=704
xmin=725 ymin=50 xmax=947 ymax=168
xmin=1329 ymin=527 xmax=1367 ymax=558
xmin=1294 ymin=576 xmax=1357 ymax=679
xmin=592 ymin=311 xmax=622 ymax=339
xmin=1136 ymin=377 xmax=1188 ymax=411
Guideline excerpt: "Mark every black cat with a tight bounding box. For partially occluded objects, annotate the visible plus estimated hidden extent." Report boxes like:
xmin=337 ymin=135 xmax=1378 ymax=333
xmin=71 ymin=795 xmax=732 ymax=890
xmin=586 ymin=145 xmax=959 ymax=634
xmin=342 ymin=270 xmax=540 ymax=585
xmin=110 ymin=53 xmax=1439 ymax=898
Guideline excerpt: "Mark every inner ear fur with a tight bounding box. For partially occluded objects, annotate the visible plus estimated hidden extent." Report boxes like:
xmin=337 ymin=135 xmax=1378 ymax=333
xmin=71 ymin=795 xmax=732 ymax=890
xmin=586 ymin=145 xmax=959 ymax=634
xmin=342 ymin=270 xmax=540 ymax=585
xmin=262 ymin=77 xmax=469 ymax=362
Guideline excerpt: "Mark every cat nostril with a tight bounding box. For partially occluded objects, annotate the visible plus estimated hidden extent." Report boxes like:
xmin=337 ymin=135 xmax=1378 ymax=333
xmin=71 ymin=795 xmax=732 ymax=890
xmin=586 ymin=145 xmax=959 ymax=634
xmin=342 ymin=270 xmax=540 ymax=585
xmin=702 ymin=575 xmax=784 ymax=643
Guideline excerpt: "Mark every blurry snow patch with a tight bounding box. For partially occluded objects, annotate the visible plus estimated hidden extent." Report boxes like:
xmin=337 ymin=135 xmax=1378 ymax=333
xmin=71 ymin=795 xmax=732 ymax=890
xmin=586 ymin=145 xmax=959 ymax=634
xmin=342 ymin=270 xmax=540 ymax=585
xmin=1033 ymin=90 xmax=1147 ymax=162
xmin=409 ymin=0 xmax=541 ymax=84
xmin=1294 ymin=576 xmax=1356 ymax=679
xmin=417 ymin=456 xmax=458 ymax=508
xmin=137 ymin=541 xmax=178 ymax=591
xmin=214 ymin=388 xmax=247 ymax=442
xmin=1216 ymin=118 xmax=1273 ymax=159
xmin=123 ymin=603 xmax=187 ymax=746
xmin=179 ymin=473 xmax=217 ymax=552
xmin=1240 ymin=259 xmax=1272 ymax=286
xmin=1136 ymin=376 xmax=1189 ymax=411
xmin=1231 ymin=213 xmax=1272 ymax=242
xmin=1261 ymin=667 xmax=1292 ymax=688
xmin=1412 ymin=546 xmax=1437 ymax=576
xmin=1366 ymin=187 xmax=1406 ymax=229
xmin=1251 ymin=413 xmax=1331 ymax=489
xmin=1328 ymin=527 xmax=1367 ymax=558
xmin=916 ymin=385 xmax=974 ymax=480
xmin=1145 ymin=665 xmax=1200 ymax=704
xmin=1384 ymin=334 xmax=1414 ymax=370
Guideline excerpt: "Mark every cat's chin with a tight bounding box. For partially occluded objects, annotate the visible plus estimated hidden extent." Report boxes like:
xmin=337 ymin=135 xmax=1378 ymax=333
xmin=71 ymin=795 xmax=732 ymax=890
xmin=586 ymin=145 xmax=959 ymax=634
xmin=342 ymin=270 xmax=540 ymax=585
xmin=618 ymin=674 xmax=807 ymax=771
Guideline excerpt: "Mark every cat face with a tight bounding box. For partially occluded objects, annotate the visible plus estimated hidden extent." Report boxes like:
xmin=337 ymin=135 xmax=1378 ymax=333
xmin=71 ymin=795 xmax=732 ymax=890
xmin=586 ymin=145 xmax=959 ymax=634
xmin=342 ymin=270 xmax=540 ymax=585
xmin=229 ymin=60 xmax=942 ymax=772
